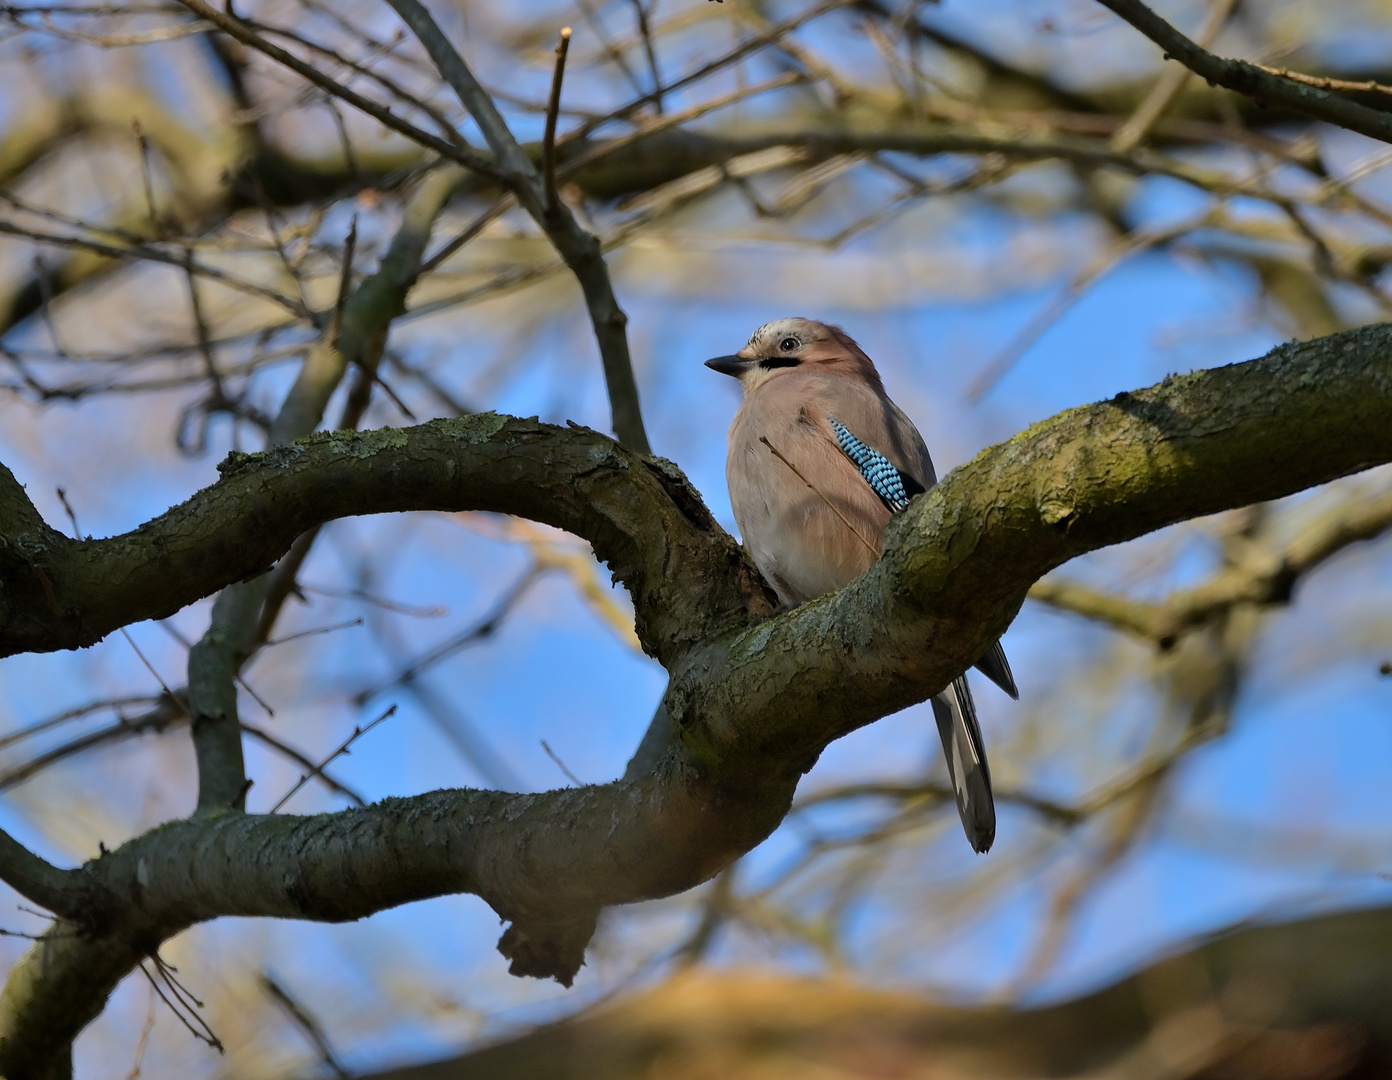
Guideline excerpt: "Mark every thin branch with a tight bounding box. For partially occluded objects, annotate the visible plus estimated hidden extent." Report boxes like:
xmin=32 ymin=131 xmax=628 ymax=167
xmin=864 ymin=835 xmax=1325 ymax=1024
xmin=0 ymin=699 xmax=185 ymax=794
xmin=351 ymin=566 xmax=543 ymax=705
xmin=1092 ymin=0 xmax=1392 ymax=146
xmin=419 ymin=192 xmax=512 ymax=274
xmin=572 ymin=0 xmax=644 ymax=96
xmin=326 ymin=216 xmax=357 ymax=349
xmin=182 ymin=251 xmax=226 ymax=407
xmin=384 ymin=0 xmax=651 ymax=452
xmin=966 ymin=212 xmax=1210 ymax=401
xmin=558 ymin=0 xmax=857 ymax=148
xmin=171 ymin=0 xmax=504 ymax=180
xmin=156 ymin=618 xmax=275 ymax=717
xmin=1111 ymin=0 xmax=1238 ymax=153
xmin=540 ymin=739 xmax=583 ymax=786
xmin=245 ymin=15 xmax=461 ymax=140
xmin=139 ymin=958 xmax=222 ymax=1053
xmin=260 ymin=974 xmax=349 ymax=1079
xmin=297 ymin=582 xmax=445 ymax=618
xmin=241 ymin=722 xmax=365 ymax=806
xmin=0 ymin=221 xmax=313 ymax=321
xmin=53 ymin=486 xmax=80 ymax=537
xmin=132 ymin=120 xmax=161 ymax=237
xmin=1255 ymin=64 xmax=1392 ymax=99
xmin=793 ymin=777 xmax=1081 ymax=826
xmin=261 ymin=617 xmax=362 ymax=648
xmin=794 ymin=717 xmax=1227 ymax=830
xmin=124 ymin=984 xmax=157 ymax=1080
xmin=1031 ymin=484 xmax=1392 ymax=645
xmin=270 ymin=704 xmax=396 ymax=812
xmin=629 ymin=0 xmax=663 ymax=113
xmin=543 ymin=26 xmax=572 ymax=215
xmin=0 ymin=696 xmax=159 ymax=752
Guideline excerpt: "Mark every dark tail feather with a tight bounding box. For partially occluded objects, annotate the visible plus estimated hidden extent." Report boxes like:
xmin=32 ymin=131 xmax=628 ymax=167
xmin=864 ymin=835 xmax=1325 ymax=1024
xmin=931 ymin=675 xmax=996 ymax=853
xmin=974 ymin=639 xmax=1018 ymax=700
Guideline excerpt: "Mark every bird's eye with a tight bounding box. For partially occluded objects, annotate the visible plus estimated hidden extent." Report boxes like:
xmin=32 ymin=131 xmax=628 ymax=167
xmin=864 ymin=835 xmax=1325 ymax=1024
xmin=779 ymin=337 xmax=799 ymax=352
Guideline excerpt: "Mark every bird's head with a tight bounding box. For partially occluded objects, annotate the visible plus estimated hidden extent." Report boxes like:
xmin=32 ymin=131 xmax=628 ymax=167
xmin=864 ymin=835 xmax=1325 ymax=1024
xmin=705 ymin=317 xmax=883 ymax=393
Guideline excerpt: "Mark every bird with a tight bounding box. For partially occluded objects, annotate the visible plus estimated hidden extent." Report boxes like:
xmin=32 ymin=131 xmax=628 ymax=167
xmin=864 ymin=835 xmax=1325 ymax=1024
xmin=706 ymin=317 xmax=1017 ymax=853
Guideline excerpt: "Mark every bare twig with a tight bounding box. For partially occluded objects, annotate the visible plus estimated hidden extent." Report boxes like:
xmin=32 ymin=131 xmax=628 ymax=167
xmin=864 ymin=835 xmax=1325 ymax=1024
xmin=123 ymin=984 xmax=157 ymax=1080
xmin=297 ymin=582 xmax=446 ymax=618
xmin=260 ymin=974 xmax=349 ymax=1079
xmin=172 ymin=0 xmax=504 ymax=179
xmin=53 ymin=486 xmax=79 ymax=537
xmin=182 ymin=251 xmax=226 ymax=407
xmin=240 ymin=722 xmax=365 ymax=805
xmin=420 ymin=192 xmax=513 ymax=274
xmin=1092 ymin=0 xmax=1392 ymax=146
xmin=1032 ymin=484 xmax=1392 ymax=645
xmin=1255 ymin=65 xmax=1392 ymax=99
xmin=327 ymin=216 xmax=357 ymax=348
xmin=0 ymin=696 xmax=159 ymax=752
xmin=558 ymin=0 xmax=857 ymax=147
xmin=262 ymin=617 xmax=363 ymax=648
xmin=0 ymin=700 xmax=184 ymax=794
xmin=270 ymin=704 xmax=396 ymax=813
xmin=543 ymin=26 xmax=572 ymax=215
xmin=0 ymin=221 xmax=313 ymax=321
xmin=385 ymin=0 xmax=651 ymax=452
xmin=967 ymin=213 xmax=1210 ymax=401
xmin=131 ymin=120 xmax=161 ymax=236
xmin=629 ymin=0 xmax=663 ymax=113
xmin=1111 ymin=0 xmax=1238 ymax=152
xmin=540 ymin=739 xmax=583 ymax=786
xmin=139 ymin=957 xmax=223 ymax=1053
xmin=119 ymin=627 xmax=178 ymax=700
xmin=155 ymin=619 xmax=275 ymax=717
xmin=351 ymin=566 xmax=543 ymax=704
xmin=245 ymin=15 xmax=460 ymax=140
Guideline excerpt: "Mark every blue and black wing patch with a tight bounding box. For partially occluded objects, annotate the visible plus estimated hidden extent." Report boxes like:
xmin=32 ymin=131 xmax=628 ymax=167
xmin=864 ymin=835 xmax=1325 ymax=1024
xmin=829 ymin=418 xmax=925 ymax=514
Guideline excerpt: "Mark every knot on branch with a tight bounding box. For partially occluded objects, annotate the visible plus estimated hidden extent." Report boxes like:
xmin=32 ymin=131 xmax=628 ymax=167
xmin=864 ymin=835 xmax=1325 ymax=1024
xmin=496 ymin=908 xmax=599 ymax=987
xmin=1039 ymin=494 xmax=1079 ymax=529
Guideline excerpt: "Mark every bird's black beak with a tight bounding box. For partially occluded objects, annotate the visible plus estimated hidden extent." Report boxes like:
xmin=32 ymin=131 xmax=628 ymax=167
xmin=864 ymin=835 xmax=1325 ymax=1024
xmin=705 ymin=354 xmax=755 ymax=377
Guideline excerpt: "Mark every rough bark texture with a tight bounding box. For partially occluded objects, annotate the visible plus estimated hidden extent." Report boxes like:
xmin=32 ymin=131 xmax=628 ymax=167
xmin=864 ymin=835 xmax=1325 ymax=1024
xmin=0 ymin=325 xmax=1390 ymax=1074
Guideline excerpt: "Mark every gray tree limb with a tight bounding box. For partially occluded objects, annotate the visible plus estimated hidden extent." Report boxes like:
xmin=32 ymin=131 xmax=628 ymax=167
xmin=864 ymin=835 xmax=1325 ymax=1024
xmin=0 ymin=325 xmax=1390 ymax=1074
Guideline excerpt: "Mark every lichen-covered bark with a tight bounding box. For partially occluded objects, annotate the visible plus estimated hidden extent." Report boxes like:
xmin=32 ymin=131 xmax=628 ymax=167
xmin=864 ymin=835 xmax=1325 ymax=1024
xmin=0 ymin=325 xmax=1389 ymax=1075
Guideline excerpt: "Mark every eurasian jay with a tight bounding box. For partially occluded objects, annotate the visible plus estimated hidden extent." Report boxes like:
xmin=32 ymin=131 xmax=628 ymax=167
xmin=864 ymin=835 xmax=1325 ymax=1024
xmin=706 ymin=317 xmax=1017 ymax=853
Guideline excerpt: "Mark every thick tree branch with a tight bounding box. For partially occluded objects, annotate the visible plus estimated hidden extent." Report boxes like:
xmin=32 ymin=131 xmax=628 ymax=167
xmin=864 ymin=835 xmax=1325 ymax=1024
xmin=0 ymin=830 xmax=93 ymax=923
xmin=0 ymin=415 xmax=773 ymax=662
xmin=0 ymin=326 xmax=1389 ymax=668
xmin=1 ymin=326 xmax=1391 ymax=1070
